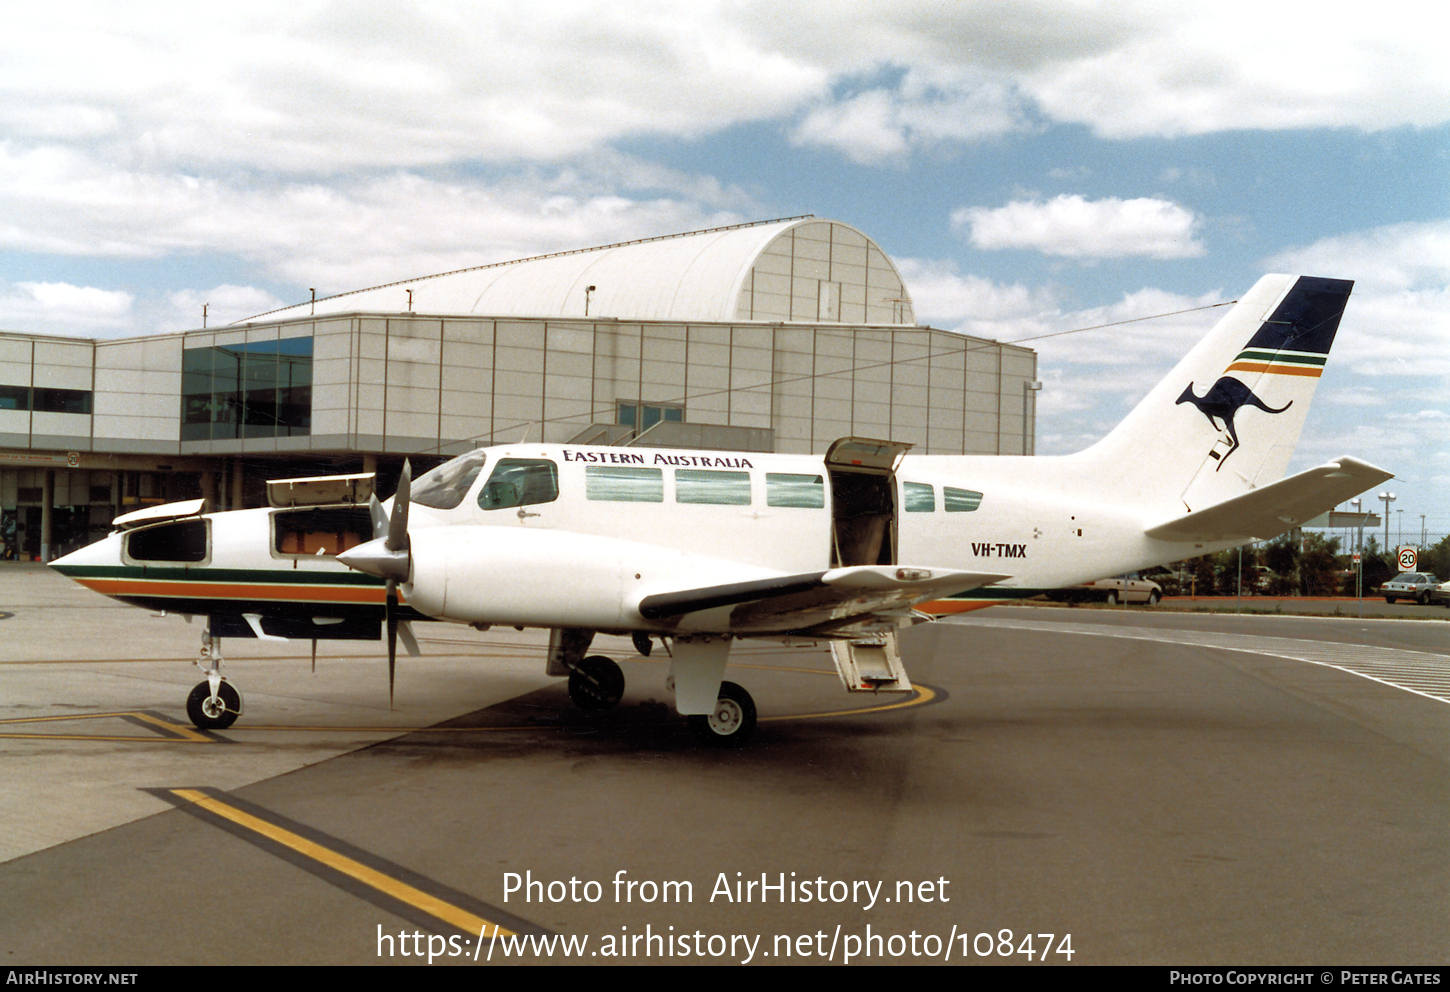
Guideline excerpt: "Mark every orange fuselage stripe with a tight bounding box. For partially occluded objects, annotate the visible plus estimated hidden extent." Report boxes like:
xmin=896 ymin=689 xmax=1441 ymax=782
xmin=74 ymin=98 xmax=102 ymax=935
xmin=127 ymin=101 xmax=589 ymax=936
xmin=1224 ymin=362 xmax=1322 ymax=377
xmin=77 ymin=578 xmax=394 ymax=604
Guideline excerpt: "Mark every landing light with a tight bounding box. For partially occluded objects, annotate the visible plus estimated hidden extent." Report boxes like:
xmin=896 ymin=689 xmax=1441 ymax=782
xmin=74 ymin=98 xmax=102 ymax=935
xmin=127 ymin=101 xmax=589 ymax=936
xmin=896 ymin=568 xmax=930 ymax=581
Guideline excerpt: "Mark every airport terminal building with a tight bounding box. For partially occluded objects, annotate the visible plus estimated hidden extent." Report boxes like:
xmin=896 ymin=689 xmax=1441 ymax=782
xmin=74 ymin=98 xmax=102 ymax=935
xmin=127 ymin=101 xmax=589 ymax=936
xmin=0 ymin=217 xmax=1038 ymax=560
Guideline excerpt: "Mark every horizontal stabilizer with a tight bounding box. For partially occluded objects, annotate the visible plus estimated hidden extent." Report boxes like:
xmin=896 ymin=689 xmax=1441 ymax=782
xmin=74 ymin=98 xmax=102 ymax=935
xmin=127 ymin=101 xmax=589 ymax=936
xmin=638 ymin=565 xmax=1010 ymax=633
xmin=1143 ymin=456 xmax=1393 ymax=543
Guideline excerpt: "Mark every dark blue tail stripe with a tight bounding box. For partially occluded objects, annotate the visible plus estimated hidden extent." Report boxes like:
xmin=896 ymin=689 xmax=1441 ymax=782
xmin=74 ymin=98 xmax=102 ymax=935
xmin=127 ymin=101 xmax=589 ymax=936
xmin=1242 ymin=276 xmax=1353 ymax=355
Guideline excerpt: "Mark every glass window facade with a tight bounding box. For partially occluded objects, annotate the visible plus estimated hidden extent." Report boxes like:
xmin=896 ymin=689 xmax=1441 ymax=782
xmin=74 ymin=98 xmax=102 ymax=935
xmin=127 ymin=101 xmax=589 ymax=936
xmin=182 ymin=337 xmax=312 ymax=441
xmin=617 ymin=402 xmax=683 ymax=431
xmin=0 ymin=384 xmax=92 ymax=414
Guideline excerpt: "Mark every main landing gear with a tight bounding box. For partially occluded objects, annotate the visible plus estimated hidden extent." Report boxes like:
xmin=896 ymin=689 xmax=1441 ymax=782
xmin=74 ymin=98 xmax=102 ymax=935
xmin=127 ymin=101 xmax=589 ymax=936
xmin=548 ymin=628 xmax=758 ymax=745
xmin=568 ymin=655 xmax=625 ymax=709
xmin=550 ymin=629 xmax=628 ymax=711
xmin=187 ymin=623 xmax=242 ymax=730
xmin=688 ymin=681 xmax=757 ymax=747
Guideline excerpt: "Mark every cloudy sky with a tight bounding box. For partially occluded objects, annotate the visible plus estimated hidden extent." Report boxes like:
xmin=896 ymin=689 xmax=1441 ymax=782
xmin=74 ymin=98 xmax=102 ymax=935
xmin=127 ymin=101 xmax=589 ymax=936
xmin=3 ymin=1 xmax=1447 ymax=540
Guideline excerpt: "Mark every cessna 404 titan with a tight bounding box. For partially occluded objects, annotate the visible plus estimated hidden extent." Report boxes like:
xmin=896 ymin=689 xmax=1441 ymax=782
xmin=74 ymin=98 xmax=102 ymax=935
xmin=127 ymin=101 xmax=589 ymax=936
xmin=50 ymin=274 xmax=1392 ymax=745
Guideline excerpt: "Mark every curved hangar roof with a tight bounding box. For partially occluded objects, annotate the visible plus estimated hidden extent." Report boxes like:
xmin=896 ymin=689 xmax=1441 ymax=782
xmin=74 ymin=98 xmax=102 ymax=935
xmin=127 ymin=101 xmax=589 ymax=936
xmin=250 ymin=217 xmax=916 ymax=326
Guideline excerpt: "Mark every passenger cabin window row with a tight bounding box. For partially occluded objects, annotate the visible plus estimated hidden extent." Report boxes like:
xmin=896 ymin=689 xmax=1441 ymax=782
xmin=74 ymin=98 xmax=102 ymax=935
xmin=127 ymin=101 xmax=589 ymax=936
xmin=443 ymin=452 xmax=983 ymax=514
xmin=902 ymin=482 xmax=984 ymax=513
xmin=579 ymin=466 xmax=826 ymax=507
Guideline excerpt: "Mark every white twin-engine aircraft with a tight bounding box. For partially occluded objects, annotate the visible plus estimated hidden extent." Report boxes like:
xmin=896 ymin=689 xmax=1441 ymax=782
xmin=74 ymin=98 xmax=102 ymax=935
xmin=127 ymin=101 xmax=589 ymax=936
xmin=51 ymin=274 xmax=1393 ymax=745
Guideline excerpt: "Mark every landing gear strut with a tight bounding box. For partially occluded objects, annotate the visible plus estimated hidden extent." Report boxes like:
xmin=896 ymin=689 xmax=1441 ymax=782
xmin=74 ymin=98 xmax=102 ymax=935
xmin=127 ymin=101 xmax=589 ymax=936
xmin=688 ymin=681 xmax=756 ymax=746
xmin=187 ymin=622 xmax=242 ymax=730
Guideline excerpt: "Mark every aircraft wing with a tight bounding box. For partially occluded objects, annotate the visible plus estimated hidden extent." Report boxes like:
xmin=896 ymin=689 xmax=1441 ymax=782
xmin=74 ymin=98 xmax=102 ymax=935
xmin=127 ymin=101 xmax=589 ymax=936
xmin=1143 ymin=456 xmax=1394 ymax=543
xmin=637 ymin=565 xmax=1011 ymax=635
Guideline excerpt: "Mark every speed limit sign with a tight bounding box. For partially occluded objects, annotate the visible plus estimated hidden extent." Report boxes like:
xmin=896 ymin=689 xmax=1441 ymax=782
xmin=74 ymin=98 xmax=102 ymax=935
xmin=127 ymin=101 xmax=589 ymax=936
xmin=1399 ymin=546 xmax=1418 ymax=571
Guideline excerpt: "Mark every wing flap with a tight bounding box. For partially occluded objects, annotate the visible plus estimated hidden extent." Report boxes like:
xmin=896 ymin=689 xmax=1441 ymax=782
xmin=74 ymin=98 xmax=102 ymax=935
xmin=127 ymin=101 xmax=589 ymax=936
xmin=637 ymin=565 xmax=1011 ymax=634
xmin=1144 ymin=456 xmax=1393 ymax=543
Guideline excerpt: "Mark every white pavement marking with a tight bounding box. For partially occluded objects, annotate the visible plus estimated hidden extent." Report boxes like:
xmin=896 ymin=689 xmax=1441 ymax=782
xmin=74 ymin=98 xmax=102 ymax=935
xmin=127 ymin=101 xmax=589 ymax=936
xmin=951 ymin=615 xmax=1450 ymax=705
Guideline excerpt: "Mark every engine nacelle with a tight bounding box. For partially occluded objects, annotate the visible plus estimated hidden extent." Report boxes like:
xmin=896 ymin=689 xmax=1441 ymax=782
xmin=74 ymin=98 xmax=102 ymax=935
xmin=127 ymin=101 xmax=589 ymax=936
xmin=401 ymin=526 xmax=778 ymax=630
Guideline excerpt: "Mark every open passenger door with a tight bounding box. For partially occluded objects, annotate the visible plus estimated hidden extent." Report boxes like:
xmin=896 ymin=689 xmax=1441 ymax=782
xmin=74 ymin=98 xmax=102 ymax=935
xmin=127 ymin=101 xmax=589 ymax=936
xmin=823 ymin=437 xmax=916 ymax=692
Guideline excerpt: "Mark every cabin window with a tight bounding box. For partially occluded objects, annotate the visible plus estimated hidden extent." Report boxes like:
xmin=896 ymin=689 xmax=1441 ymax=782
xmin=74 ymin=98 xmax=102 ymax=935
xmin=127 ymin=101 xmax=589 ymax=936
xmin=413 ymin=450 xmax=488 ymax=509
xmin=586 ymin=465 xmax=664 ymax=502
xmin=902 ymin=482 xmax=936 ymax=512
xmin=126 ymin=519 xmax=208 ymax=563
xmin=479 ymin=459 xmax=559 ymax=510
xmin=766 ymin=473 xmax=825 ymax=508
xmin=273 ymin=506 xmax=372 ymax=557
xmin=676 ymin=469 xmax=750 ymax=505
xmin=944 ymin=487 xmax=984 ymax=512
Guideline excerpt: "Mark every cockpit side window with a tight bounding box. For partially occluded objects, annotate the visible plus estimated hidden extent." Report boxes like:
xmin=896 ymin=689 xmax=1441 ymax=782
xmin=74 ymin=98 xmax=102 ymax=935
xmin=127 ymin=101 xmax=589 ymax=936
xmin=479 ymin=459 xmax=559 ymax=510
xmin=126 ymin=519 xmax=209 ymax=563
xmin=412 ymin=450 xmax=488 ymax=509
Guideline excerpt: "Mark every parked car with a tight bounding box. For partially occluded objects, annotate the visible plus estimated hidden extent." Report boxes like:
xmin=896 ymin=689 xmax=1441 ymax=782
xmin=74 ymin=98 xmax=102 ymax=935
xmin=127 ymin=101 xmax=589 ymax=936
xmin=1429 ymin=580 xmax=1450 ymax=607
xmin=1381 ymin=572 xmax=1441 ymax=605
xmin=1048 ymin=574 xmax=1163 ymax=606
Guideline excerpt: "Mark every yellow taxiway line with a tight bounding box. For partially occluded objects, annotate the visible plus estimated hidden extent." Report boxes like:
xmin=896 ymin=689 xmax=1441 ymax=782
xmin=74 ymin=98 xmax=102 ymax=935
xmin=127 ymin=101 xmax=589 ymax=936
xmin=166 ymin=788 xmax=519 ymax=938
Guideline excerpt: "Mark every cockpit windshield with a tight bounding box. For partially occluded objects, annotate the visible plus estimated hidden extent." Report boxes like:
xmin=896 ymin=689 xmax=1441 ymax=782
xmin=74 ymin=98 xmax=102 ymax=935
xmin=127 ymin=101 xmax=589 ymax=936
xmin=411 ymin=450 xmax=488 ymax=509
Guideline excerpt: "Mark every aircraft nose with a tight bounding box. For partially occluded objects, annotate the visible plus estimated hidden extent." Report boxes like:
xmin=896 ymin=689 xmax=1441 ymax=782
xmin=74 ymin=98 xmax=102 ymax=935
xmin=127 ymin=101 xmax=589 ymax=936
xmin=49 ymin=534 xmax=114 ymax=570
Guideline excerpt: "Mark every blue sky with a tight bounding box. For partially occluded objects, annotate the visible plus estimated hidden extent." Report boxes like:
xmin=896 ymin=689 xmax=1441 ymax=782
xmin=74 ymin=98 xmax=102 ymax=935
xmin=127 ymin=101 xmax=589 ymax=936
xmin=2 ymin=2 xmax=1447 ymax=540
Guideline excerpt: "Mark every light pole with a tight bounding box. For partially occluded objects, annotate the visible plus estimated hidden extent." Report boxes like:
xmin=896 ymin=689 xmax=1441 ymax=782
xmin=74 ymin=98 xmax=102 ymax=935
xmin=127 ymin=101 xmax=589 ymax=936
xmin=1379 ymin=491 xmax=1395 ymax=557
xmin=1351 ymin=498 xmax=1364 ymax=616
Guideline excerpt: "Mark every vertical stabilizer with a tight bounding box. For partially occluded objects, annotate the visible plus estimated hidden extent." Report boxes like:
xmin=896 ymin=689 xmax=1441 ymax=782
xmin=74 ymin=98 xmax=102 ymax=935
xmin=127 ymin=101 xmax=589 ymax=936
xmin=1078 ymin=274 xmax=1353 ymax=512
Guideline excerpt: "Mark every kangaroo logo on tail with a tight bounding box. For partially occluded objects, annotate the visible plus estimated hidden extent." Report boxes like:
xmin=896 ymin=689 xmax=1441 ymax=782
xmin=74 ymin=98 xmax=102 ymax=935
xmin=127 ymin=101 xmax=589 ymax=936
xmin=1176 ymin=376 xmax=1292 ymax=469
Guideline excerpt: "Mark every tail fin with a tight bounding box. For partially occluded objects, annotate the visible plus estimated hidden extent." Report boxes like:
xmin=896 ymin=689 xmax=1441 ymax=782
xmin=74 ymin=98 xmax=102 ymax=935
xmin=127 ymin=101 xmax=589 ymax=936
xmin=1079 ymin=274 xmax=1353 ymax=512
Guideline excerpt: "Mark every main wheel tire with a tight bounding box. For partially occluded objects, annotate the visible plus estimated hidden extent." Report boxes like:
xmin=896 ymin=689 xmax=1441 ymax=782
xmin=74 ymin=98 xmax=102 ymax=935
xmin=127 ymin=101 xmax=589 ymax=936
xmin=1385 ymin=596 xmax=1396 ymax=604
xmin=688 ymin=681 xmax=757 ymax=747
xmin=186 ymin=680 xmax=241 ymax=730
xmin=568 ymin=655 xmax=625 ymax=709
xmin=1104 ymin=591 xmax=1118 ymax=606
xmin=1417 ymin=591 xmax=1430 ymax=605
xmin=1148 ymin=590 xmax=1160 ymax=606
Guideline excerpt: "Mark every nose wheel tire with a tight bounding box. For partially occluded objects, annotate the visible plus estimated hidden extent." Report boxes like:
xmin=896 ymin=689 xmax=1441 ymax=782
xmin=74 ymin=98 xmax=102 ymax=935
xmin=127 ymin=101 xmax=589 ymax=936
xmin=1104 ymin=591 xmax=1118 ymax=606
xmin=187 ymin=680 xmax=241 ymax=730
xmin=688 ymin=681 xmax=756 ymax=747
xmin=568 ymin=655 xmax=625 ymax=709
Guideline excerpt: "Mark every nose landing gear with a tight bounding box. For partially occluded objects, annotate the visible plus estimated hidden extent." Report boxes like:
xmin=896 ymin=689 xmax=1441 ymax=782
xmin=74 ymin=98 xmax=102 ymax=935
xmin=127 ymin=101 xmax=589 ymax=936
xmin=187 ymin=623 xmax=242 ymax=730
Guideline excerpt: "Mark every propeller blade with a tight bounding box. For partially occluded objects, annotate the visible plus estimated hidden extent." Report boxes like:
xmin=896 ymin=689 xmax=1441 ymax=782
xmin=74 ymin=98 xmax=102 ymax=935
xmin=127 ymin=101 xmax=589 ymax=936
xmin=386 ymin=577 xmax=398 ymax=708
xmin=387 ymin=460 xmax=411 ymax=553
xmin=398 ymin=620 xmax=421 ymax=657
xmin=368 ymin=493 xmax=388 ymax=540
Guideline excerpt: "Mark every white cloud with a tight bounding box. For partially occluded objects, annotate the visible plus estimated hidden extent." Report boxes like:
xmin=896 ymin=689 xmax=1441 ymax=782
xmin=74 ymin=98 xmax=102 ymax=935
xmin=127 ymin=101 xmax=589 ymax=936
xmin=0 ymin=281 xmax=133 ymax=334
xmin=159 ymin=285 xmax=288 ymax=333
xmin=896 ymin=257 xmax=1229 ymax=438
xmin=1265 ymin=219 xmax=1450 ymax=379
xmin=0 ymin=145 xmax=747 ymax=292
xmin=895 ymin=258 xmax=1056 ymax=330
xmin=954 ymin=195 xmax=1205 ymax=259
xmin=1017 ymin=4 xmax=1450 ymax=139
xmin=789 ymin=68 xmax=1029 ymax=164
xmin=0 ymin=4 xmax=1443 ymax=183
